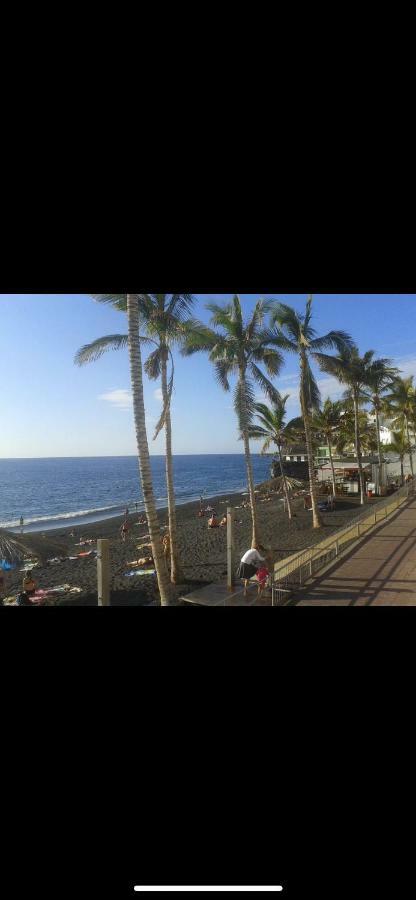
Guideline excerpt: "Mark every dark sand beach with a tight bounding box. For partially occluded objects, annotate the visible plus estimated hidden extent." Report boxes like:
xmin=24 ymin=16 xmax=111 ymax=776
xmin=2 ymin=482 xmax=389 ymax=605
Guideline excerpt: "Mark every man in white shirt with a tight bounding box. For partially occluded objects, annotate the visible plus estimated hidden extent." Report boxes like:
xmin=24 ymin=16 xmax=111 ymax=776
xmin=237 ymin=546 xmax=267 ymax=595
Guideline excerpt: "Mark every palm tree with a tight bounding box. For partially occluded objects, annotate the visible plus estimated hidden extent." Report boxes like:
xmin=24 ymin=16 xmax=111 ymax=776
xmin=271 ymin=295 xmax=354 ymax=527
xmin=384 ymin=376 xmax=416 ymax=479
xmin=310 ymin=399 xmax=343 ymax=498
xmin=248 ymin=396 xmax=299 ymax=520
xmin=0 ymin=530 xmax=30 ymax=565
xmin=386 ymin=431 xmax=409 ymax=486
xmin=182 ymin=296 xmax=283 ymax=548
xmin=317 ymin=348 xmax=378 ymax=506
xmin=363 ymin=358 xmax=398 ymax=467
xmin=75 ymin=293 xmax=195 ymax=586
xmin=336 ymin=406 xmax=379 ymax=457
xmin=135 ymin=294 xmax=195 ymax=584
xmin=76 ymin=293 xmax=171 ymax=606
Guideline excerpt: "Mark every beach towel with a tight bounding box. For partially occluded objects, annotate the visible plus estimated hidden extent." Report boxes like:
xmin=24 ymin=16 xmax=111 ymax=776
xmin=1 ymin=560 xmax=17 ymax=571
xmin=124 ymin=570 xmax=156 ymax=577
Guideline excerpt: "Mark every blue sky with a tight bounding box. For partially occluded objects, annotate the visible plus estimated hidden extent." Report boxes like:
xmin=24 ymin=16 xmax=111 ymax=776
xmin=1 ymin=293 xmax=415 ymax=457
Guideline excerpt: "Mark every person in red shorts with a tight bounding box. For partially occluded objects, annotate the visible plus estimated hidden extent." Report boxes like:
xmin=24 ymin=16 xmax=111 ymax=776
xmin=256 ymin=565 xmax=269 ymax=599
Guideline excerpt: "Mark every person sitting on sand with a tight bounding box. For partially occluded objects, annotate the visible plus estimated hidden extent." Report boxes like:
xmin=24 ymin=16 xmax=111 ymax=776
xmin=208 ymin=512 xmax=220 ymax=528
xmin=22 ymin=571 xmax=37 ymax=598
xmin=237 ymin=546 xmax=267 ymax=596
xmin=137 ymin=556 xmax=154 ymax=568
xmin=219 ymin=515 xmax=227 ymax=527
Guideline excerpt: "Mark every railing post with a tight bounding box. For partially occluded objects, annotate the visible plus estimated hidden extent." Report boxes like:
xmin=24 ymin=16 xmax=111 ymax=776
xmin=97 ymin=539 xmax=110 ymax=607
xmin=227 ymin=507 xmax=235 ymax=592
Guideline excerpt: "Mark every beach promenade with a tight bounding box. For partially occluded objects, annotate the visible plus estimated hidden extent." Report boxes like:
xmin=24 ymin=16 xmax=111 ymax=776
xmin=291 ymin=495 xmax=416 ymax=606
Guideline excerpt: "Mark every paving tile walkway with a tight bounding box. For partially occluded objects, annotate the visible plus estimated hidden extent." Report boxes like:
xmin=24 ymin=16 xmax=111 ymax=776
xmin=292 ymin=497 xmax=416 ymax=606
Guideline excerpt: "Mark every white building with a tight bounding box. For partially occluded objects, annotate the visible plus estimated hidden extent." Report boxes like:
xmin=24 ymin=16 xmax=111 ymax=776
xmin=367 ymin=414 xmax=393 ymax=445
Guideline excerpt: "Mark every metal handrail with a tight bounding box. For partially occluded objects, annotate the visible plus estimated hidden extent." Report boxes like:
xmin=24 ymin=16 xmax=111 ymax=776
xmin=272 ymin=482 xmax=415 ymax=606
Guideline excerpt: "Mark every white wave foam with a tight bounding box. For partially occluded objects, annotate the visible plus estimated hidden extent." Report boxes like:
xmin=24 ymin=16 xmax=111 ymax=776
xmin=0 ymin=502 xmax=130 ymax=529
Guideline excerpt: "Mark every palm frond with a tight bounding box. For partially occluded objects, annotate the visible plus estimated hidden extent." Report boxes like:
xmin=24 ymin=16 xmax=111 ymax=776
xmin=304 ymin=294 xmax=313 ymax=328
xmin=254 ymin=347 xmax=284 ymax=379
xmin=271 ymin=303 xmax=302 ymax=343
xmin=214 ymin=360 xmax=232 ymax=392
xmin=246 ymin=299 xmax=274 ymax=342
xmin=0 ymin=530 xmax=32 ymax=564
xmin=310 ymin=331 xmax=355 ymax=353
xmin=301 ymin=360 xmax=321 ymax=412
xmin=91 ymin=294 xmax=127 ymax=312
xmin=259 ymin=435 xmax=273 ymax=455
xmin=250 ymin=363 xmax=281 ymax=405
xmin=144 ymin=348 xmax=162 ymax=381
xmin=75 ymin=334 xmax=129 ymax=365
xmin=234 ymin=378 xmax=256 ymax=434
xmin=166 ymin=294 xmax=196 ymax=321
xmin=181 ymin=323 xmax=218 ymax=356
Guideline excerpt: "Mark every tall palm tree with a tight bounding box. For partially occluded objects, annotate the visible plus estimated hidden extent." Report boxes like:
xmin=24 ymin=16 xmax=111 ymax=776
xmin=76 ymin=293 xmax=171 ymax=606
xmin=362 ymin=358 xmax=398 ymax=467
xmin=182 ymin=296 xmax=283 ymax=548
xmin=248 ymin=396 xmax=299 ymax=520
xmin=75 ymin=293 xmax=195 ymax=585
xmin=386 ymin=431 xmax=409 ymax=486
xmin=384 ymin=376 xmax=416 ymax=479
xmin=317 ymin=348 xmax=377 ymax=506
xmin=271 ymin=296 xmax=354 ymax=527
xmin=126 ymin=294 xmax=172 ymax=604
xmin=310 ymin=399 xmax=343 ymax=498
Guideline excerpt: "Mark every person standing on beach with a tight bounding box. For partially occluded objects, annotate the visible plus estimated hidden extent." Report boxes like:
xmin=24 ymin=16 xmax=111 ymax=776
xmin=120 ymin=519 xmax=131 ymax=543
xmin=237 ymin=546 xmax=267 ymax=596
xmin=20 ymin=516 xmax=24 ymax=533
xmin=162 ymin=532 xmax=171 ymax=570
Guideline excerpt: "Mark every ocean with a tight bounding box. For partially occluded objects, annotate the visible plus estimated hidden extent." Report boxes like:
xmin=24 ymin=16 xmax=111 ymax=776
xmin=0 ymin=455 xmax=272 ymax=533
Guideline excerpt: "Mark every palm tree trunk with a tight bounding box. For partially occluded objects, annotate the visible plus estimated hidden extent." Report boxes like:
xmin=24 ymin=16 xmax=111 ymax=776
xmin=328 ymin=436 xmax=337 ymax=499
xmin=278 ymin=446 xmax=292 ymax=520
xmin=239 ymin=374 xmax=260 ymax=548
xmin=406 ymin=417 xmax=414 ymax=478
xmin=353 ymin=391 xmax=366 ymax=505
xmin=300 ymin=351 xmax=322 ymax=529
xmin=127 ymin=294 xmax=171 ymax=606
xmin=161 ymin=352 xmax=183 ymax=584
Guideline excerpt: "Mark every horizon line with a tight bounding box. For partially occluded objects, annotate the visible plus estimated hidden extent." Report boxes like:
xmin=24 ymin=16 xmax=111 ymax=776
xmin=0 ymin=452 xmax=267 ymax=461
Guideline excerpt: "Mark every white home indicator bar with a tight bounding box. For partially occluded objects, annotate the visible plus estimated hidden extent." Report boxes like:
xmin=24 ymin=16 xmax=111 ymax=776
xmin=134 ymin=888 xmax=283 ymax=893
